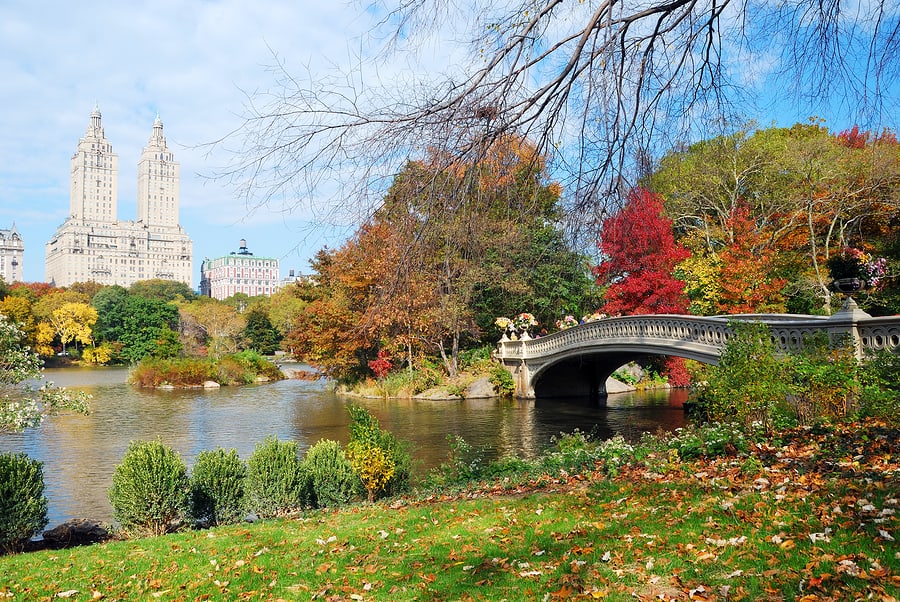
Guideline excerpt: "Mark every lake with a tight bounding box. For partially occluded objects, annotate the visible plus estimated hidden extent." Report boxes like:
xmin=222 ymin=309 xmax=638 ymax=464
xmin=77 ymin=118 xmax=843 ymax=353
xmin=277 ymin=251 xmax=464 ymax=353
xmin=0 ymin=366 xmax=690 ymax=527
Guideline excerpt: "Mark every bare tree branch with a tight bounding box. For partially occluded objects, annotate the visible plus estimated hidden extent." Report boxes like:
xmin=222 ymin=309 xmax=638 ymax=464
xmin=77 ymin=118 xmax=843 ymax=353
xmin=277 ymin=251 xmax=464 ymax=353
xmin=212 ymin=0 xmax=898 ymax=245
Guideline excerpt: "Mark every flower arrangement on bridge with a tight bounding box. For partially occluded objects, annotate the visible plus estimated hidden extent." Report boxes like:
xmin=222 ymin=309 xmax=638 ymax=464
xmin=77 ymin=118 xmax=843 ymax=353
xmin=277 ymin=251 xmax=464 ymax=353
xmin=582 ymin=312 xmax=608 ymax=323
xmin=512 ymin=312 xmax=538 ymax=333
xmin=827 ymin=247 xmax=888 ymax=290
xmin=555 ymin=315 xmax=578 ymax=330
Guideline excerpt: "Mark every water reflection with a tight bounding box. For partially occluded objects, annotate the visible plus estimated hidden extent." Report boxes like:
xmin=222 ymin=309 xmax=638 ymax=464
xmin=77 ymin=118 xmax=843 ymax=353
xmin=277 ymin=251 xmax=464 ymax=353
xmin=0 ymin=367 xmax=689 ymax=527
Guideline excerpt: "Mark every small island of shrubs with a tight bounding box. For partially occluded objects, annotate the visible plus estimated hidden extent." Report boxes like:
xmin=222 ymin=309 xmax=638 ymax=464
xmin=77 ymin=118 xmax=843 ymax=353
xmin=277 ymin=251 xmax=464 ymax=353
xmin=128 ymin=350 xmax=284 ymax=388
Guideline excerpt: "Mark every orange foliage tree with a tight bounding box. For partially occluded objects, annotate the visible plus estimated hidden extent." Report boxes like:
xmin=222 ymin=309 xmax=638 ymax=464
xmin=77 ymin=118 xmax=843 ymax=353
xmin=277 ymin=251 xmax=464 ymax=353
xmin=716 ymin=205 xmax=787 ymax=314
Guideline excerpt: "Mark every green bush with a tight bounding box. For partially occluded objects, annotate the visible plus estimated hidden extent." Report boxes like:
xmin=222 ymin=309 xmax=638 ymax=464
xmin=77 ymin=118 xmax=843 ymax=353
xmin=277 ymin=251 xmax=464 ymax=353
xmin=483 ymin=455 xmax=531 ymax=479
xmin=595 ymin=435 xmax=635 ymax=476
xmin=190 ymin=448 xmax=247 ymax=526
xmin=0 ymin=452 xmax=49 ymax=553
xmin=696 ymin=321 xmax=791 ymax=433
xmin=108 ymin=440 xmax=190 ymax=537
xmin=302 ymin=440 xmax=361 ymax=508
xmin=489 ymin=365 xmax=515 ymax=397
xmin=858 ymin=349 xmax=900 ymax=422
xmin=540 ymin=430 xmax=603 ymax=474
xmin=787 ymin=333 xmax=859 ymax=423
xmin=666 ymin=423 xmax=748 ymax=459
xmin=459 ymin=346 xmax=493 ymax=371
xmin=245 ymin=436 xmax=309 ymax=518
xmin=346 ymin=405 xmax=410 ymax=501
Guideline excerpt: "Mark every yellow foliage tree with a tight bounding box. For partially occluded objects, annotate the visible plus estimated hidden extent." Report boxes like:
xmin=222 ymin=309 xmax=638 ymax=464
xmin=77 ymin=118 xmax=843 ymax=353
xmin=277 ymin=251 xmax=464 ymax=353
xmin=345 ymin=442 xmax=396 ymax=503
xmin=49 ymin=302 xmax=98 ymax=355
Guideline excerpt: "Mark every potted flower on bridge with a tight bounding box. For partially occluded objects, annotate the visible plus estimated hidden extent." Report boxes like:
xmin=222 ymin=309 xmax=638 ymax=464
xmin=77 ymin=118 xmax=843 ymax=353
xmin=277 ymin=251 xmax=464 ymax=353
xmin=495 ymin=313 xmax=539 ymax=340
xmin=827 ymin=248 xmax=887 ymax=294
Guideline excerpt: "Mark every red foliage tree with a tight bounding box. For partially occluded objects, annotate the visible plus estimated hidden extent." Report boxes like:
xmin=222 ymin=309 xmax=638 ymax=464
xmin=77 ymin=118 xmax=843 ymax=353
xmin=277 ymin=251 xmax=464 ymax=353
xmin=836 ymin=125 xmax=869 ymax=149
xmin=593 ymin=188 xmax=690 ymax=315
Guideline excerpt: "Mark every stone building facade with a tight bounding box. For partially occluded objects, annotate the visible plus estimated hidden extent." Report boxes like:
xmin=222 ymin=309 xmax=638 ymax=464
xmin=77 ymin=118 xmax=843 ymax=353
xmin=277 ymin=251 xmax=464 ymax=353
xmin=200 ymin=239 xmax=280 ymax=300
xmin=45 ymin=107 xmax=193 ymax=287
xmin=0 ymin=224 xmax=24 ymax=283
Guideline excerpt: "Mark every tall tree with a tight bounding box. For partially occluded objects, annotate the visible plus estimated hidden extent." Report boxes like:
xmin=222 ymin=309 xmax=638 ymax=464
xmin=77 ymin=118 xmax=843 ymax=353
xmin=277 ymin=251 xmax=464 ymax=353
xmin=179 ymin=298 xmax=245 ymax=358
xmin=286 ymin=135 xmax=596 ymax=380
xmin=594 ymin=188 xmax=690 ymax=315
xmin=48 ymin=302 xmax=98 ymax=356
xmin=118 ymin=296 xmax=182 ymax=362
xmin=242 ymin=306 xmax=281 ymax=355
xmin=129 ymin=279 xmax=196 ymax=303
xmin=651 ymin=123 xmax=900 ymax=314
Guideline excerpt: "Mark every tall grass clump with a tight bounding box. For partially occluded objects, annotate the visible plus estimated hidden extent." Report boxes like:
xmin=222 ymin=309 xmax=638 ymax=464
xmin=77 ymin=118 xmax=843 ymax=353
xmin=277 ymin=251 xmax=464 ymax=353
xmin=108 ymin=440 xmax=190 ymax=537
xmin=0 ymin=452 xmax=49 ymax=554
xmin=302 ymin=440 xmax=361 ymax=508
xmin=245 ymin=436 xmax=309 ymax=517
xmin=190 ymin=448 xmax=247 ymax=527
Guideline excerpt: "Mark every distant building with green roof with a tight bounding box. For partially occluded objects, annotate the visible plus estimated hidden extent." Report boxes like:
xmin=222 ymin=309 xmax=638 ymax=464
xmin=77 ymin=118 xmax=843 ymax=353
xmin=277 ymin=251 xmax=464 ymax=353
xmin=200 ymin=239 xmax=280 ymax=299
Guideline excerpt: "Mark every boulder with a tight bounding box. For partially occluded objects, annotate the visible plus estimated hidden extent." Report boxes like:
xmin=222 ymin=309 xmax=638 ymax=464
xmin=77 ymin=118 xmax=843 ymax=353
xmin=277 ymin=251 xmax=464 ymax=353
xmin=42 ymin=519 xmax=109 ymax=548
xmin=605 ymin=376 xmax=636 ymax=394
xmin=465 ymin=377 xmax=497 ymax=399
xmin=203 ymin=380 xmax=221 ymax=389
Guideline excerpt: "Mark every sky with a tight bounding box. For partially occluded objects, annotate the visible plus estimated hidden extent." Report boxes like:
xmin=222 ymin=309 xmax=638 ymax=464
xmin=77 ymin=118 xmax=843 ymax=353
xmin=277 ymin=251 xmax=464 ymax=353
xmin=0 ymin=0 xmax=383 ymax=286
xmin=1 ymin=0 xmax=896 ymax=287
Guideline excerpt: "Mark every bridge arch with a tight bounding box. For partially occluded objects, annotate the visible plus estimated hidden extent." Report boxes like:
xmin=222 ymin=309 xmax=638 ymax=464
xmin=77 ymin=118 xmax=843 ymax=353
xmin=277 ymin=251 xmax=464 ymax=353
xmin=494 ymin=300 xmax=900 ymax=399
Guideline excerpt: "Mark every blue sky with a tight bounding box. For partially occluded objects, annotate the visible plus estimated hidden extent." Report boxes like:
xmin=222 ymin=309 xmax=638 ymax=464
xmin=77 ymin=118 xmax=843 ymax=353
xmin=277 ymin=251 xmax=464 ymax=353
xmin=0 ymin=0 xmax=378 ymax=285
xmin=1 ymin=0 xmax=896 ymax=286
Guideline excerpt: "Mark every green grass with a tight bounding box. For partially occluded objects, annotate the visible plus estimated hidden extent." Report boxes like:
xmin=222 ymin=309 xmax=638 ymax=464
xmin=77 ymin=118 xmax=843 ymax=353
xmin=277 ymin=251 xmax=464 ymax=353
xmin=1 ymin=422 xmax=897 ymax=600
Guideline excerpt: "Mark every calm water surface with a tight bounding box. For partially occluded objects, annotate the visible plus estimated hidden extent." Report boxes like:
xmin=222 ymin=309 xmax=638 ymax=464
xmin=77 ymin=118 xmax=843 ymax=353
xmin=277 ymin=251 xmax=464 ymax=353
xmin=0 ymin=366 xmax=690 ymax=527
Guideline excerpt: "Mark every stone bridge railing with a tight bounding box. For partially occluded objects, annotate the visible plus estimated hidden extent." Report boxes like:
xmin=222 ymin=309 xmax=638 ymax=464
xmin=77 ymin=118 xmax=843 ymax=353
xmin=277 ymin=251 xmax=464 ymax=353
xmin=494 ymin=299 xmax=900 ymax=398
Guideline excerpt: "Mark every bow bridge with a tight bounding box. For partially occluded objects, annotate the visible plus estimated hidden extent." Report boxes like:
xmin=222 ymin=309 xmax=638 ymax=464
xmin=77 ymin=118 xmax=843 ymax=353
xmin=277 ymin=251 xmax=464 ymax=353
xmin=494 ymin=300 xmax=900 ymax=399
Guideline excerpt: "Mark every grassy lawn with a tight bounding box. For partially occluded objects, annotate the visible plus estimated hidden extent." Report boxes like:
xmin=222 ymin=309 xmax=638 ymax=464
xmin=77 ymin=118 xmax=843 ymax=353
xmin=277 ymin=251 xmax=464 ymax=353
xmin=1 ymin=422 xmax=897 ymax=601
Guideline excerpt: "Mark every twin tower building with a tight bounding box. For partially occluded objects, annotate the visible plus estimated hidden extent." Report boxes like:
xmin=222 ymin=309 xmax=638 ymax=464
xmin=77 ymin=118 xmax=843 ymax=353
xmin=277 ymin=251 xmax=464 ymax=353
xmin=45 ymin=106 xmax=193 ymax=288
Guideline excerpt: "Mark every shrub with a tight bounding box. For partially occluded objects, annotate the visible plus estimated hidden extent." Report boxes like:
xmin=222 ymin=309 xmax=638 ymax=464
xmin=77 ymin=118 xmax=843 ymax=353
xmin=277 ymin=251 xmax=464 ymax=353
xmin=346 ymin=405 xmax=410 ymax=501
xmin=245 ymin=436 xmax=309 ymax=517
xmin=302 ymin=440 xmax=361 ymax=508
xmin=696 ymin=321 xmax=791 ymax=433
xmin=445 ymin=434 xmax=486 ymax=482
xmin=0 ymin=452 xmax=49 ymax=553
xmin=108 ymin=440 xmax=190 ymax=537
xmin=230 ymin=350 xmax=284 ymax=382
xmin=667 ymin=423 xmax=748 ymax=459
xmin=190 ymin=448 xmax=247 ymax=526
xmin=459 ymin=346 xmax=493 ymax=371
xmin=216 ymin=356 xmax=253 ymax=385
xmin=858 ymin=349 xmax=900 ymax=422
xmin=787 ymin=333 xmax=859 ymax=424
xmin=129 ymin=357 xmax=214 ymax=387
xmin=489 ymin=365 xmax=515 ymax=397
xmin=596 ymin=435 xmax=635 ymax=476
xmin=540 ymin=430 xmax=602 ymax=474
